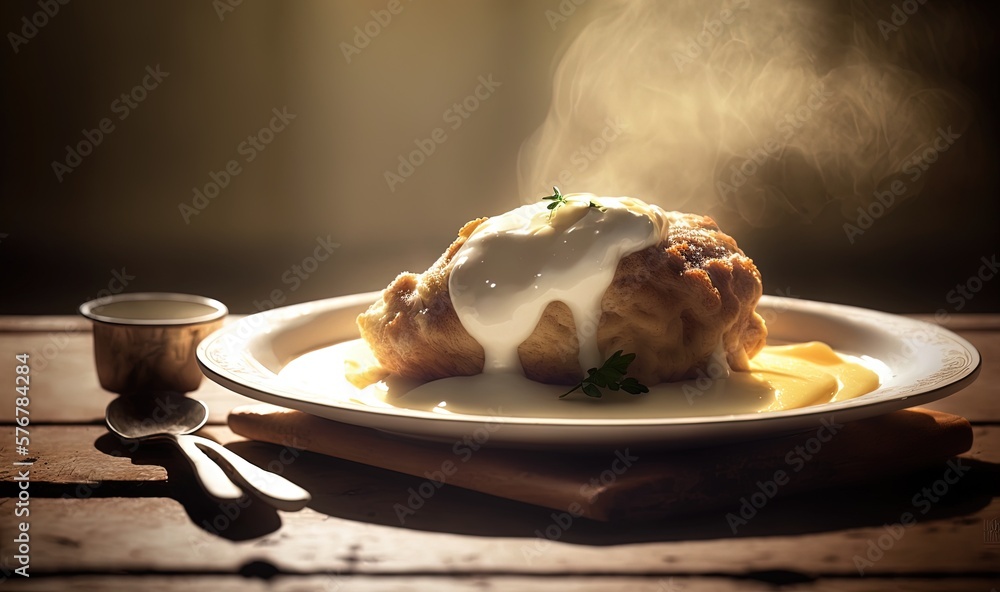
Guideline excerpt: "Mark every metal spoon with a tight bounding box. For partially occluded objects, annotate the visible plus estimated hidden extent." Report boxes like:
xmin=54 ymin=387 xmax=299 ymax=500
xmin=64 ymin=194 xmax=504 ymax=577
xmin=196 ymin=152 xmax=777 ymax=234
xmin=105 ymin=392 xmax=311 ymax=511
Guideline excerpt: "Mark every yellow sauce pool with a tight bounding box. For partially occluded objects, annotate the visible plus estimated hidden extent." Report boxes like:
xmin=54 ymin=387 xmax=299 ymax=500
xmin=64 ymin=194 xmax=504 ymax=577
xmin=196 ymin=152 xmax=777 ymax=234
xmin=280 ymin=339 xmax=882 ymax=419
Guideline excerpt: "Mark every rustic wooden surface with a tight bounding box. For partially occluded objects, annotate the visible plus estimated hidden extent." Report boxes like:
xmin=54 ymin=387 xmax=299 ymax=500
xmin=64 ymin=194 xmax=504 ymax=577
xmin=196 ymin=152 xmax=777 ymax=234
xmin=228 ymin=405 xmax=974 ymax=521
xmin=0 ymin=315 xmax=998 ymax=590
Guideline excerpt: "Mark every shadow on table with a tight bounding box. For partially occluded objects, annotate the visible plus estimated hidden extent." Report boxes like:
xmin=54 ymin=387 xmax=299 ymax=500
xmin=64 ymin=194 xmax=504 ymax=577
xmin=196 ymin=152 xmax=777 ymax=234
xmin=91 ymin=426 xmax=999 ymax=545
xmin=94 ymin=433 xmax=283 ymax=541
xmin=221 ymin=439 xmax=1000 ymax=545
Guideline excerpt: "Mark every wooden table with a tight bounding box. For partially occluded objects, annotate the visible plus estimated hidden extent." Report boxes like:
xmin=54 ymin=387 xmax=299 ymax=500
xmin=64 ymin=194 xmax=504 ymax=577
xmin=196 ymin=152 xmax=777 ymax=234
xmin=1 ymin=314 xmax=998 ymax=591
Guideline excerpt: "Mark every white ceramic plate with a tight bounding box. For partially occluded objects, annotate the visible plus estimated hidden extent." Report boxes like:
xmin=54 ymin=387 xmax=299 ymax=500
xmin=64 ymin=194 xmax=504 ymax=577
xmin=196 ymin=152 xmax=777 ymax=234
xmin=197 ymin=292 xmax=980 ymax=449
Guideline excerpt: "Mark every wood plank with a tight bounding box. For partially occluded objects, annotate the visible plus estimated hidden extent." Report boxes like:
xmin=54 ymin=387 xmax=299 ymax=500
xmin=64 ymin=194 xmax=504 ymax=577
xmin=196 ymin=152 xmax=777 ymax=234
xmin=228 ymin=406 xmax=973 ymax=522
xmin=1 ymin=325 xmax=998 ymax=424
xmin=0 ymin=333 xmax=254 ymax=424
xmin=0 ymin=316 xmax=89 ymax=333
xmin=910 ymin=313 xmax=1000 ymax=331
xmin=1 ymin=426 xmax=998 ymax=576
xmin=1 ymin=417 xmax=988 ymax=490
xmin=4 ymin=576 xmax=999 ymax=591
xmin=1 ymin=497 xmax=997 ymax=576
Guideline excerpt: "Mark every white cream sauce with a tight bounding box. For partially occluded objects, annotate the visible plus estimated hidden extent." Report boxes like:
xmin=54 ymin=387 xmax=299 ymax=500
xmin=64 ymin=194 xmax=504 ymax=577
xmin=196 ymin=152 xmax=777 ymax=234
xmin=448 ymin=195 xmax=671 ymax=374
xmin=308 ymin=195 xmax=882 ymax=419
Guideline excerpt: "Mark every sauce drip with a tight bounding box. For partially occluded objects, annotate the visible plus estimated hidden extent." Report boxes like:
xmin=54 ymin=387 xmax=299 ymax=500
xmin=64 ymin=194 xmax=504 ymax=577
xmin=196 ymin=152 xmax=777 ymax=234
xmin=317 ymin=197 xmax=882 ymax=418
xmin=447 ymin=195 xmax=669 ymax=374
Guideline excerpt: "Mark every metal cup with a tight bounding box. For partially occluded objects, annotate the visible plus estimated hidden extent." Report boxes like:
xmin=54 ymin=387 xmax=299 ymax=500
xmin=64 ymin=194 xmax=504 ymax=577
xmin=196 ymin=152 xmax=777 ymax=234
xmin=80 ymin=292 xmax=228 ymax=395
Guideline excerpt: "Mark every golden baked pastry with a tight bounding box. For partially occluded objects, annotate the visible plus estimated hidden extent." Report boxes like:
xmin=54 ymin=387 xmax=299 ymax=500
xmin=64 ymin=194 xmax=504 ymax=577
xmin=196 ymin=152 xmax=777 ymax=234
xmin=356 ymin=196 xmax=767 ymax=386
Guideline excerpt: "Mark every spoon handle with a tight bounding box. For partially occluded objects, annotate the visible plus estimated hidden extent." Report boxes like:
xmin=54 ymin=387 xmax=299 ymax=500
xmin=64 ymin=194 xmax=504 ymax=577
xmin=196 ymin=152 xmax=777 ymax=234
xmin=191 ymin=436 xmax=312 ymax=512
xmin=172 ymin=435 xmax=245 ymax=501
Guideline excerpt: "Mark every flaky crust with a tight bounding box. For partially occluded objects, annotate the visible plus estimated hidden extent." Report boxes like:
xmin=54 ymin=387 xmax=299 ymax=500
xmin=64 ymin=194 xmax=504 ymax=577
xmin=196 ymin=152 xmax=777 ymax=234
xmin=356 ymin=212 xmax=767 ymax=385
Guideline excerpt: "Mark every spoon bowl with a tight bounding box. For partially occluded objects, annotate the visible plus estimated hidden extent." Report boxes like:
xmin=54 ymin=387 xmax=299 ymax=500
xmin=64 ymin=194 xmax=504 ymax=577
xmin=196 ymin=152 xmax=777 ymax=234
xmin=106 ymin=392 xmax=210 ymax=439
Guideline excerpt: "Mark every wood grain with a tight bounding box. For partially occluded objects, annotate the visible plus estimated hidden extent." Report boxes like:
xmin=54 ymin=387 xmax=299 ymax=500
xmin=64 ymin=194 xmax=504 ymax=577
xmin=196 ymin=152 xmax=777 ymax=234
xmin=0 ymin=425 xmax=997 ymax=577
xmin=227 ymin=406 xmax=973 ymax=521
xmin=2 ymin=496 xmax=997 ymax=576
xmin=6 ymin=577 xmax=1000 ymax=592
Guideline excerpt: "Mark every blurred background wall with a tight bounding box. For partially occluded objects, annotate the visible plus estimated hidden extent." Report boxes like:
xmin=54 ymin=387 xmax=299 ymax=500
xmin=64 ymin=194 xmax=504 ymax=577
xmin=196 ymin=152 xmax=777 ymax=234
xmin=1 ymin=0 xmax=998 ymax=315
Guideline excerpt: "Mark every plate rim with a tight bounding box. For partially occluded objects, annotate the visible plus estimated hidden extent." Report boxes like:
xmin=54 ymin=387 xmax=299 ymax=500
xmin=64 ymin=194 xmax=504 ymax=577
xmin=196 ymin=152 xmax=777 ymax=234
xmin=197 ymin=293 xmax=982 ymax=431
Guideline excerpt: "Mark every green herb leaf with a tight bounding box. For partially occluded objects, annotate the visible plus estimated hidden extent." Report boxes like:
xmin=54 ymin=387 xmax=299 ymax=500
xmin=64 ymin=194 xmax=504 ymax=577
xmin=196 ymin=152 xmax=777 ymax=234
xmin=541 ymin=187 xmax=605 ymax=220
xmin=619 ymin=377 xmax=649 ymax=395
xmin=559 ymin=350 xmax=650 ymax=399
xmin=542 ymin=186 xmax=568 ymax=219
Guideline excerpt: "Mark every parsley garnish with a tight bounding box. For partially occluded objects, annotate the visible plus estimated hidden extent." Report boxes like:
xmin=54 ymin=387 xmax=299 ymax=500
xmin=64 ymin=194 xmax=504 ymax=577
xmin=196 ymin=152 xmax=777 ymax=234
xmin=542 ymin=186 xmax=605 ymax=220
xmin=560 ymin=350 xmax=650 ymax=399
xmin=542 ymin=186 xmax=569 ymax=217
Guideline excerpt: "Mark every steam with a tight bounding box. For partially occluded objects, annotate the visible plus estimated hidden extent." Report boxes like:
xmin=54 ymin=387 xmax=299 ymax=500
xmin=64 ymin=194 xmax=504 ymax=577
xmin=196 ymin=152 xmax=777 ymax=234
xmin=518 ymin=0 xmax=972 ymax=225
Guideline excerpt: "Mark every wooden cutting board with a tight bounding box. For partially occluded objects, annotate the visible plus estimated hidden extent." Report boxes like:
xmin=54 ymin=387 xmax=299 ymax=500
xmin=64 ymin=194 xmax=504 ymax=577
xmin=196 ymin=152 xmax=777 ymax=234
xmin=228 ymin=405 xmax=972 ymax=522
